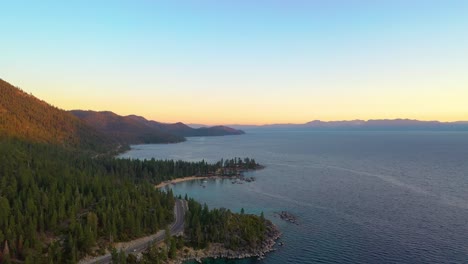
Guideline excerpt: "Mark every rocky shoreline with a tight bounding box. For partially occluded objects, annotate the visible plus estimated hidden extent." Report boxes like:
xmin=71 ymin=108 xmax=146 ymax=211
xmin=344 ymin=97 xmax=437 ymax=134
xmin=170 ymin=220 xmax=281 ymax=264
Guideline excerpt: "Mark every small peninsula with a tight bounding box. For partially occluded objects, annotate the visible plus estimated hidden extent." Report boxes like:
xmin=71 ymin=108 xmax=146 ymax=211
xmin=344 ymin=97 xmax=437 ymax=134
xmin=132 ymin=199 xmax=281 ymax=264
xmin=155 ymin=157 xmax=265 ymax=189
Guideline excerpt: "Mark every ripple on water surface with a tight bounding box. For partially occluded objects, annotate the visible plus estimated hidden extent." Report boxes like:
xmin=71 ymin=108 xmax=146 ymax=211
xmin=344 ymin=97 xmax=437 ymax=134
xmin=121 ymin=131 xmax=468 ymax=264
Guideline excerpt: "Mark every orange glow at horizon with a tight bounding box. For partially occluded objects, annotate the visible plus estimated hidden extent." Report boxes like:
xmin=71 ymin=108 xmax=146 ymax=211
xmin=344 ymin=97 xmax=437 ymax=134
xmin=20 ymin=78 xmax=467 ymax=126
xmin=2 ymin=1 xmax=468 ymax=126
xmin=3 ymin=71 xmax=465 ymax=126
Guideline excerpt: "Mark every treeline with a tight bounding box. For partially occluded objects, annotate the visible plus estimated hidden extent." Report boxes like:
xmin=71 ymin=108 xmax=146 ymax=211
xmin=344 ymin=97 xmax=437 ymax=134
xmin=116 ymin=198 xmax=269 ymax=264
xmin=0 ymin=138 xmax=264 ymax=263
xmin=0 ymin=139 xmax=185 ymax=263
xmin=97 ymin=158 xmax=219 ymax=183
xmin=215 ymin=157 xmax=261 ymax=171
xmin=184 ymin=198 xmax=266 ymax=250
xmin=97 ymin=156 xmax=261 ymax=183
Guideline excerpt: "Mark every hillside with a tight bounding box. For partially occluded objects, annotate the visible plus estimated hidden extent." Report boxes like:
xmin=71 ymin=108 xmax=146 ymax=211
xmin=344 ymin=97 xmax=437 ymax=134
xmin=0 ymin=79 xmax=116 ymax=152
xmin=70 ymin=110 xmax=245 ymax=142
xmin=185 ymin=125 xmax=245 ymax=137
xmin=144 ymin=120 xmax=245 ymax=137
xmin=0 ymin=78 xmax=243 ymax=152
xmin=70 ymin=110 xmax=185 ymax=144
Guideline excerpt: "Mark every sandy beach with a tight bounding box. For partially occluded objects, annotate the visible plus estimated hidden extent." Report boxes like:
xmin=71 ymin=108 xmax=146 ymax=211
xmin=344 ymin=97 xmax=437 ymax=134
xmin=155 ymin=176 xmax=211 ymax=189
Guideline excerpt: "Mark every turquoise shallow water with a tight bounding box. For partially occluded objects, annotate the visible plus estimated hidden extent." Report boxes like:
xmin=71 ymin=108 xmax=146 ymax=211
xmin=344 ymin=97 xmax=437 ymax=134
xmin=120 ymin=130 xmax=468 ymax=264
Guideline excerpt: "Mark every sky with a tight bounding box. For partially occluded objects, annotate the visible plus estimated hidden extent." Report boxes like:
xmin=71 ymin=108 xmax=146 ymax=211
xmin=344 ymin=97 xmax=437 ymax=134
xmin=1 ymin=0 xmax=468 ymax=125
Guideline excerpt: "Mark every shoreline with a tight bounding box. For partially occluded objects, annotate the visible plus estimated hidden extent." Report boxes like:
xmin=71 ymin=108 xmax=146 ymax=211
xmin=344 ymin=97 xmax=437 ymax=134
xmin=155 ymin=174 xmax=254 ymax=189
xmin=155 ymin=176 xmax=211 ymax=189
xmin=155 ymin=165 xmax=265 ymax=189
xmin=155 ymin=172 xmax=281 ymax=264
xmin=170 ymin=220 xmax=281 ymax=264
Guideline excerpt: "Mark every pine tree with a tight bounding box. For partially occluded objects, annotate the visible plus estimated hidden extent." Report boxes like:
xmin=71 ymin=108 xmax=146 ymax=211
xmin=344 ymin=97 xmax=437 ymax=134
xmin=169 ymin=238 xmax=177 ymax=259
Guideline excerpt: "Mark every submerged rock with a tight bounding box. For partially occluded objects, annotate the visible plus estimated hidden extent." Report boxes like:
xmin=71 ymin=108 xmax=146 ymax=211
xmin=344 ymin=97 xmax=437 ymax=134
xmin=275 ymin=211 xmax=299 ymax=225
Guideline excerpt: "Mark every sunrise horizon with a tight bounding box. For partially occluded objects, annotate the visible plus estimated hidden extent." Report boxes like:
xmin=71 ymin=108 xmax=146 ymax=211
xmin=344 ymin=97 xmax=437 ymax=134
xmin=2 ymin=1 xmax=467 ymax=126
xmin=3 ymin=76 xmax=468 ymax=126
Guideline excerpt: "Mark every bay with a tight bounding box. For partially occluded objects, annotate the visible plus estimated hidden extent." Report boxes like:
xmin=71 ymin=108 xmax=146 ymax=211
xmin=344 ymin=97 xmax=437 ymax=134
xmin=120 ymin=130 xmax=468 ymax=264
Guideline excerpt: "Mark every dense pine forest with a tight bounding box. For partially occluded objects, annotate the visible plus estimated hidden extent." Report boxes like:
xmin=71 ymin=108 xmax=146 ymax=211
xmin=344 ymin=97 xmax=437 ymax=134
xmin=0 ymin=139 xmax=175 ymax=263
xmin=117 ymin=198 xmax=274 ymax=264
xmin=97 ymin=156 xmax=260 ymax=184
xmin=0 ymin=138 xmax=266 ymax=263
xmin=0 ymin=78 xmax=271 ymax=263
xmin=184 ymin=198 xmax=267 ymax=250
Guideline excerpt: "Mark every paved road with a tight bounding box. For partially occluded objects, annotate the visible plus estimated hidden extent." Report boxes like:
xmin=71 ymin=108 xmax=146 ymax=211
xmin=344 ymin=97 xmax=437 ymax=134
xmin=79 ymin=199 xmax=187 ymax=264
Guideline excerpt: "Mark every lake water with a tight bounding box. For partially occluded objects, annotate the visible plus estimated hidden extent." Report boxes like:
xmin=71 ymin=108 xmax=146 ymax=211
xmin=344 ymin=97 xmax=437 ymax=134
xmin=120 ymin=130 xmax=468 ymax=264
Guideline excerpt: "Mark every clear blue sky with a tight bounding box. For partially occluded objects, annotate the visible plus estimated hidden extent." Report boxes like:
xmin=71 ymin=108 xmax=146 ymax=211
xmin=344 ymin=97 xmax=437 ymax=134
xmin=1 ymin=1 xmax=468 ymax=124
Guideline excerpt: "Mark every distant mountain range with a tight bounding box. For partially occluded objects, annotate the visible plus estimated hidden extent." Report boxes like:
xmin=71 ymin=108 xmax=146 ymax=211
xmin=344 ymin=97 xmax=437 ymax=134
xmin=70 ymin=110 xmax=245 ymax=144
xmin=225 ymin=119 xmax=468 ymax=130
xmin=0 ymin=78 xmax=245 ymax=151
xmin=2 ymin=77 xmax=465 ymax=153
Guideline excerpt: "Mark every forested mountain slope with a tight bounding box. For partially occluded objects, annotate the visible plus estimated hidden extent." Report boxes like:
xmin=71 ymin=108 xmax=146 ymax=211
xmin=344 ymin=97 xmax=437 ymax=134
xmin=0 ymin=79 xmax=116 ymax=152
xmin=70 ymin=110 xmax=245 ymax=141
xmin=69 ymin=110 xmax=185 ymax=144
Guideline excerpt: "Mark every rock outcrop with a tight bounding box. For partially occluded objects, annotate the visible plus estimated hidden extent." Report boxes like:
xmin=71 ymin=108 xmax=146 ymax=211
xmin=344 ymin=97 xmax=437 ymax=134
xmin=171 ymin=221 xmax=281 ymax=264
xmin=275 ymin=211 xmax=299 ymax=225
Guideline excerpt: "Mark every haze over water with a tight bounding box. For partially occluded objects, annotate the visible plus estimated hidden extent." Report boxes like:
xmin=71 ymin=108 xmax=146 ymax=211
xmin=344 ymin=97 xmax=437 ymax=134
xmin=121 ymin=130 xmax=468 ymax=264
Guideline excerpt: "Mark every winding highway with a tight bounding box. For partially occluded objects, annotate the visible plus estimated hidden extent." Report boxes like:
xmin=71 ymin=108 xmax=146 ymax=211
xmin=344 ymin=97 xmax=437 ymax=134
xmin=79 ymin=199 xmax=187 ymax=264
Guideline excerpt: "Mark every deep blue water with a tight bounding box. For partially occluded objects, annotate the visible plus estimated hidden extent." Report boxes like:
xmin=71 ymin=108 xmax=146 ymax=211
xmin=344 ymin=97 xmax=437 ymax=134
xmin=120 ymin=130 xmax=468 ymax=264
